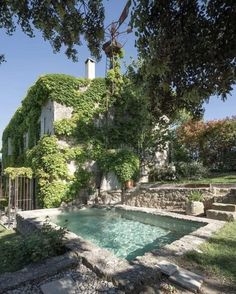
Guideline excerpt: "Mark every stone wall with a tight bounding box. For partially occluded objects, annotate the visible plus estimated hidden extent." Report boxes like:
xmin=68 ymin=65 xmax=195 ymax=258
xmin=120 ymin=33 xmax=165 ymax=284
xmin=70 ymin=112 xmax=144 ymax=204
xmin=124 ymin=186 xmax=212 ymax=211
xmin=53 ymin=101 xmax=73 ymax=121
xmin=96 ymin=190 xmax=122 ymax=205
xmin=91 ymin=184 xmax=236 ymax=211
xmin=40 ymin=100 xmax=54 ymax=137
xmin=213 ymin=188 xmax=236 ymax=204
xmin=40 ymin=100 xmax=73 ymax=138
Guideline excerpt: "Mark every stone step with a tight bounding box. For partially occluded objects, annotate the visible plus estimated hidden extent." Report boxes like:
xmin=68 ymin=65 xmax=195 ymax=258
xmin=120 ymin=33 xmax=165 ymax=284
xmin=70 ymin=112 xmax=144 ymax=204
xmin=169 ymin=267 xmax=204 ymax=293
xmin=212 ymin=203 xmax=236 ymax=212
xmin=206 ymin=209 xmax=236 ymax=222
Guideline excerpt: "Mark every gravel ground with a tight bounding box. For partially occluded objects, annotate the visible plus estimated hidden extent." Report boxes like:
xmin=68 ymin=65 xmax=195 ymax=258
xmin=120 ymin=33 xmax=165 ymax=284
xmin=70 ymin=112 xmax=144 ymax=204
xmin=4 ymin=261 xmax=190 ymax=294
xmin=5 ymin=262 xmax=122 ymax=294
xmin=3 ymin=260 xmax=190 ymax=294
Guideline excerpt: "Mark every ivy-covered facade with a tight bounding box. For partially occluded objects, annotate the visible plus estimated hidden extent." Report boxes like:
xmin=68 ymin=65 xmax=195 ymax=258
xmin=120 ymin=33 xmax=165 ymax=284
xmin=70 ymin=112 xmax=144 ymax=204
xmin=2 ymin=61 xmax=168 ymax=208
xmin=2 ymin=71 xmax=143 ymax=207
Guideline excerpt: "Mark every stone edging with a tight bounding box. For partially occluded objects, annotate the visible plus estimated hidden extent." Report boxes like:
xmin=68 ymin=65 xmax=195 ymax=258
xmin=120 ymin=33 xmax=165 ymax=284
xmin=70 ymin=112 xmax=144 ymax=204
xmin=115 ymin=205 xmax=225 ymax=256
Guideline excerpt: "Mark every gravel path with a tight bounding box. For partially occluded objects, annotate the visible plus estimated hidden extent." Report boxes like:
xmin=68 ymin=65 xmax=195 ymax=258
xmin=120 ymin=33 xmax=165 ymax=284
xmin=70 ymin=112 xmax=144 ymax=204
xmin=5 ymin=262 xmax=122 ymax=294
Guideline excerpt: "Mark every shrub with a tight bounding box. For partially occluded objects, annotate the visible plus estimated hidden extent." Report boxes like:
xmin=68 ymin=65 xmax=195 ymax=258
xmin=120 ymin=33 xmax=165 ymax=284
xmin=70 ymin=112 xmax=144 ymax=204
xmin=149 ymin=164 xmax=176 ymax=181
xmin=175 ymin=161 xmax=208 ymax=180
xmin=0 ymin=199 xmax=8 ymax=209
xmin=188 ymin=191 xmax=204 ymax=202
xmin=0 ymin=217 xmax=67 ymax=273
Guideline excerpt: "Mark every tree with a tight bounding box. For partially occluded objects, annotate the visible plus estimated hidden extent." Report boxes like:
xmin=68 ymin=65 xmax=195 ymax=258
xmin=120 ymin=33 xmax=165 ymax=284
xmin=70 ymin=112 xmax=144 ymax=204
xmin=131 ymin=0 xmax=236 ymax=118
xmin=177 ymin=117 xmax=236 ymax=170
xmin=0 ymin=0 xmax=105 ymax=63
xmin=1 ymin=1 xmax=236 ymax=119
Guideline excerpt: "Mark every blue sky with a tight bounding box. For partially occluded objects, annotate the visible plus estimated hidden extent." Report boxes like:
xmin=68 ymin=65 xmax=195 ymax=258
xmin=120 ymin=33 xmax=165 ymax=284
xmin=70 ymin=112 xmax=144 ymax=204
xmin=0 ymin=0 xmax=235 ymax=150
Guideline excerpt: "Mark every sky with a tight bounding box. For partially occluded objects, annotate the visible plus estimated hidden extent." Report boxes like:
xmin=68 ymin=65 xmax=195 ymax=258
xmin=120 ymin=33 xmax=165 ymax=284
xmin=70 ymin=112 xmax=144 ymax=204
xmin=0 ymin=0 xmax=235 ymax=150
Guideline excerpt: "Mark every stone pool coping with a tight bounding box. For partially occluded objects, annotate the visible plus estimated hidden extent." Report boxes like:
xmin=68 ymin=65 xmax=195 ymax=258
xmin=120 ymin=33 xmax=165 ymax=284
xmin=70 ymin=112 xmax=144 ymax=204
xmin=15 ymin=205 xmax=225 ymax=292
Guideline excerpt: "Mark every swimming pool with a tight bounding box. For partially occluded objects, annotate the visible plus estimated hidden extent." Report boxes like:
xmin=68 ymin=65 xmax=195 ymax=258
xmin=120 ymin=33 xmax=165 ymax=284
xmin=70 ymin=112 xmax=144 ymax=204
xmin=52 ymin=207 xmax=205 ymax=260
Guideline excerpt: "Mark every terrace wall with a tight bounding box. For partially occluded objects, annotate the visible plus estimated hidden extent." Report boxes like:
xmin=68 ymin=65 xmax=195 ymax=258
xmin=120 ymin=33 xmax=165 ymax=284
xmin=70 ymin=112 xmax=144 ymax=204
xmin=98 ymin=185 xmax=236 ymax=211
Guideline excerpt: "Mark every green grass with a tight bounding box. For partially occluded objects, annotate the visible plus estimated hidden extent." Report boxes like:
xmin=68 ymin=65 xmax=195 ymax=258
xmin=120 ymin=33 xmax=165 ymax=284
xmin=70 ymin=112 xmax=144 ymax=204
xmin=181 ymin=172 xmax=236 ymax=184
xmin=183 ymin=221 xmax=236 ymax=285
xmin=154 ymin=172 xmax=236 ymax=185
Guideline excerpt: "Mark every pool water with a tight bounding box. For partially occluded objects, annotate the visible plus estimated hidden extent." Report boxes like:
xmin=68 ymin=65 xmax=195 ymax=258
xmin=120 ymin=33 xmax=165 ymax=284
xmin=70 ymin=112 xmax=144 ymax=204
xmin=52 ymin=208 xmax=205 ymax=260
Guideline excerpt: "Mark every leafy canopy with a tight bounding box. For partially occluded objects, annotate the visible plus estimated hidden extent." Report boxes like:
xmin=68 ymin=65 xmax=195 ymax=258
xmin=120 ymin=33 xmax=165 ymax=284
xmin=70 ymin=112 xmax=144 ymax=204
xmin=131 ymin=0 xmax=236 ymax=118
xmin=1 ymin=0 xmax=235 ymax=118
xmin=0 ymin=0 xmax=105 ymax=63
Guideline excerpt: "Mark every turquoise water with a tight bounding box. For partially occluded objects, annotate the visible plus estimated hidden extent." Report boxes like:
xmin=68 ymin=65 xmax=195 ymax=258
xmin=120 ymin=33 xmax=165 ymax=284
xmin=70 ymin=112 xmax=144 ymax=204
xmin=52 ymin=208 xmax=204 ymax=260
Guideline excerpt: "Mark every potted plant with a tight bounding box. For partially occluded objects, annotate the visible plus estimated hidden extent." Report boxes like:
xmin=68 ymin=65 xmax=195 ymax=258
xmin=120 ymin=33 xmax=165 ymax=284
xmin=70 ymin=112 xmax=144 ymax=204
xmin=125 ymin=179 xmax=134 ymax=189
xmin=186 ymin=191 xmax=204 ymax=216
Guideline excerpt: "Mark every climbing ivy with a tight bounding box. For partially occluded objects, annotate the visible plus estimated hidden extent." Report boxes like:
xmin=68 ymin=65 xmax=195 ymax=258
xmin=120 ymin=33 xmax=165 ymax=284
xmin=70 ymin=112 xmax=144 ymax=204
xmin=2 ymin=56 xmax=166 ymax=208
xmin=98 ymin=149 xmax=140 ymax=184
xmin=26 ymin=135 xmax=70 ymax=207
xmin=2 ymin=74 xmax=90 ymax=168
xmin=4 ymin=167 xmax=33 ymax=179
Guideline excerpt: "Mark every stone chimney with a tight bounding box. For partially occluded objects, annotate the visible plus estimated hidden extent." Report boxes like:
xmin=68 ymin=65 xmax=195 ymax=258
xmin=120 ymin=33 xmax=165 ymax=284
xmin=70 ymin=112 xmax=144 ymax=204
xmin=85 ymin=58 xmax=95 ymax=79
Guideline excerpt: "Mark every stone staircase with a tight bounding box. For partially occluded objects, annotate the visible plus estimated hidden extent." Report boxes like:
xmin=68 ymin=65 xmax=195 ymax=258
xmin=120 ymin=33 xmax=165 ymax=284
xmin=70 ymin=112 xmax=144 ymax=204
xmin=206 ymin=203 xmax=236 ymax=221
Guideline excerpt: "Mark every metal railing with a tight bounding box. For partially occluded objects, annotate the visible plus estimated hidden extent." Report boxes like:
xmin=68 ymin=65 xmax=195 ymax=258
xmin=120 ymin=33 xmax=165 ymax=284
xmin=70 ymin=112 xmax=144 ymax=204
xmin=0 ymin=175 xmax=37 ymax=226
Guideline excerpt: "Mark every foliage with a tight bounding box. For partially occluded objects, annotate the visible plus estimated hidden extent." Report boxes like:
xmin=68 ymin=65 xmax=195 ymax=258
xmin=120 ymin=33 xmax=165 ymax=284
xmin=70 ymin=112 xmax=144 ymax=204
xmin=2 ymin=57 xmax=170 ymax=207
xmin=54 ymin=117 xmax=78 ymax=137
xmin=54 ymin=78 xmax=107 ymax=138
xmin=177 ymin=117 xmax=236 ymax=170
xmin=0 ymin=0 xmax=105 ymax=63
xmin=149 ymin=164 xmax=176 ymax=182
xmin=0 ymin=219 xmax=66 ymax=274
xmin=0 ymin=199 xmax=8 ymax=209
xmin=109 ymin=61 xmax=170 ymax=169
xmin=2 ymin=74 xmax=89 ymax=168
xmin=26 ymin=135 xmax=69 ymax=208
xmin=27 ymin=136 xmax=68 ymax=179
xmin=38 ymin=181 xmax=69 ymax=208
xmin=4 ymin=167 xmax=33 ymax=179
xmin=131 ymin=0 xmax=236 ymax=118
xmin=106 ymin=50 xmax=125 ymax=97
xmin=183 ymin=221 xmax=236 ymax=286
xmin=187 ymin=191 xmax=204 ymax=202
xmin=175 ymin=161 xmax=208 ymax=180
xmin=98 ymin=149 xmax=140 ymax=184
xmin=66 ymin=168 xmax=93 ymax=202
xmin=2 ymin=0 xmax=236 ymax=122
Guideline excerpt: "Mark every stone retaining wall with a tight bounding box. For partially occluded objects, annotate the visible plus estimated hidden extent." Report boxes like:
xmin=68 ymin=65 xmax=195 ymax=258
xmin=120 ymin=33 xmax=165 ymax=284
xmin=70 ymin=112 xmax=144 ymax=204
xmin=97 ymin=190 xmax=122 ymax=205
xmin=124 ymin=186 xmax=213 ymax=211
xmin=97 ymin=185 xmax=236 ymax=211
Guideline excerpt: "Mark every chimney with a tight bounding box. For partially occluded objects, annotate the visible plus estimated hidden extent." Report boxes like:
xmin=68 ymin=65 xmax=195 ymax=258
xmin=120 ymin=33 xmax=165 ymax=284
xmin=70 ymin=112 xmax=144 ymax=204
xmin=85 ymin=58 xmax=95 ymax=79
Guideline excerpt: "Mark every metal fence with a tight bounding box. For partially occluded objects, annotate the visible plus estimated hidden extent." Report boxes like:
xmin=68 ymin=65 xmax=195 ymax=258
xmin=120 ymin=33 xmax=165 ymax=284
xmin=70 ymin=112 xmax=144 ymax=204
xmin=0 ymin=175 xmax=36 ymax=211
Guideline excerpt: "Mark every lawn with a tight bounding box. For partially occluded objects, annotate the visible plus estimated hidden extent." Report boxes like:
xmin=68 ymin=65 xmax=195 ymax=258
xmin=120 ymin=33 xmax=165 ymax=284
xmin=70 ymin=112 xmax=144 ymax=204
xmin=179 ymin=221 xmax=236 ymax=286
xmin=179 ymin=172 xmax=236 ymax=184
xmin=155 ymin=172 xmax=236 ymax=185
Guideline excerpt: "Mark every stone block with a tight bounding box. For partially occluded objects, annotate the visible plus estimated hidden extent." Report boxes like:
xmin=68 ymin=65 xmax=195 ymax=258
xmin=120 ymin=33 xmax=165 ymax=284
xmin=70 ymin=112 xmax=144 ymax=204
xmin=169 ymin=267 xmax=203 ymax=293
xmin=40 ymin=277 xmax=76 ymax=294
xmin=156 ymin=260 xmax=178 ymax=276
xmin=212 ymin=203 xmax=236 ymax=212
xmin=186 ymin=201 xmax=204 ymax=216
xmin=206 ymin=209 xmax=236 ymax=221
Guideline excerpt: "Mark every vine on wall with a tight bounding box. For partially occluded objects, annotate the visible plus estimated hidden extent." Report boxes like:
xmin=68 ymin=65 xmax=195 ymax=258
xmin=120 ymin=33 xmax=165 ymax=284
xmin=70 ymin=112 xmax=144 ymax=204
xmin=2 ymin=57 xmax=166 ymax=208
xmin=4 ymin=167 xmax=33 ymax=179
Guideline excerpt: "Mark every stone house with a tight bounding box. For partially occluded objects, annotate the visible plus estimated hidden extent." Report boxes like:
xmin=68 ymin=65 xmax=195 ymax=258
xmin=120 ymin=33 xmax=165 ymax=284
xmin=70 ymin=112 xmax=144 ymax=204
xmin=2 ymin=58 xmax=168 ymax=206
